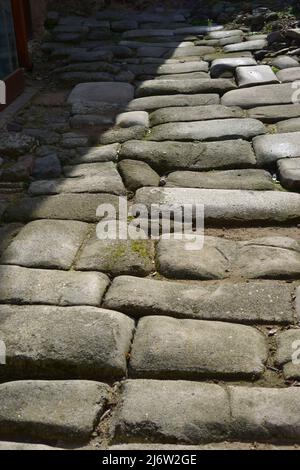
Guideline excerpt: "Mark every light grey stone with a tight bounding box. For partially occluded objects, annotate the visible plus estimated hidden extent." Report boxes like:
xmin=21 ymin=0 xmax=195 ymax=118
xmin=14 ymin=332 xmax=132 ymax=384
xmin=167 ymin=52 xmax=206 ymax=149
xmin=245 ymin=34 xmax=267 ymax=41
xmin=120 ymin=140 xmax=256 ymax=172
xmin=0 ymin=225 xmax=22 ymax=256
xmin=277 ymin=67 xmax=300 ymax=82
xmin=73 ymin=144 xmax=120 ymax=164
xmin=0 ymin=305 xmax=134 ymax=380
xmin=166 ymin=169 xmax=274 ymax=190
xmin=272 ymin=56 xmax=299 ymax=69
xmin=0 ymin=265 xmax=109 ymax=306
xmin=98 ymin=125 xmax=147 ymax=145
xmin=4 ymin=194 xmax=121 ymax=223
xmin=149 ymin=119 xmax=266 ymax=141
xmin=29 ymin=163 xmax=126 ymax=196
xmin=224 ymin=39 xmax=267 ymax=52
xmin=229 ymin=386 xmax=300 ymax=442
xmin=0 ymin=219 xmax=89 ymax=270
xmin=103 ymin=276 xmax=295 ymax=324
xmin=118 ymin=159 xmax=160 ymax=192
xmin=209 ymin=30 xmax=243 ymax=39
xmin=275 ymin=329 xmax=300 ymax=380
xmin=222 ymin=83 xmax=295 ymax=108
xmin=278 ymin=158 xmax=300 ymax=191
xmin=156 ymin=236 xmax=300 ymax=280
xmin=154 ymin=72 xmax=209 ymax=80
xmin=75 ymin=238 xmax=154 ymax=277
xmin=174 ymin=25 xmax=223 ymax=34
xmin=127 ymin=94 xmax=220 ymax=111
xmin=67 ymin=82 xmax=134 ymax=105
xmin=136 ymin=79 xmax=236 ymax=97
xmin=116 ymin=111 xmax=149 ymax=128
xmin=204 ymin=51 xmax=253 ymax=61
xmin=113 ymin=380 xmax=230 ymax=444
xmin=253 ymin=132 xmax=300 ymax=166
xmin=219 ymin=36 xmax=243 ymax=46
xmin=130 ymin=316 xmax=267 ymax=379
xmin=236 ymin=65 xmax=279 ymax=87
xmin=276 ymin=118 xmax=300 ymax=133
xmin=0 ymin=380 xmax=109 ymax=443
xmin=0 ymin=442 xmax=61 ymax=450
xmin=248 ymin=104 xmax=300 ymax=123
xmin=149 ymin=61 xmax=209 ymax=75
xmin=150 ymin=105 xmax=243 ymax=126
xmin=167 ymin=46 xmax=216 ymax=58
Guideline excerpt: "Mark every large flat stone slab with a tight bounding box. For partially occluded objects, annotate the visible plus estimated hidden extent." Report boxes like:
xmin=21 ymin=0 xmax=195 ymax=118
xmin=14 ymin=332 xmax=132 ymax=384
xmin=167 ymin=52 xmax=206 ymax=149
xmin=166 ymin=169 xmax=273 ymax=190
xmin=126 ymin=94 xmax=220 ymax=111
xmin=209 ymin=30 xmax=243 ymax=39
xmin=29 ymin=163 xmax=126 ymax=196
xmin=131 ymin=61 xmax=209 ymax=76
xmin=154 ymin=72 xmax=210 ymax=80
xmin=98 ymin=125 xmax=147 ymax=145
xmin=0 ymin=305 xmax=134 ymax=380
xmin=135 ymin=188 xmax=300 ymax=224
xmin=3 ymin=194 xmax=121 ymax=223
xmin=276 ymin=117 xmax=300 ymax=133
xmin=166 ymin=46 xmax=216 ymax=58
xmin=150 ymin=105 xmax=243 ymax=126
xmin=0 ymin=380 xmax=109 ymax=443
xmin=103 ymin=276 xmax=295 ymax=324
xmin=253 ymin=132 xmax=300 ymax=166
xmin=275 ymin=329 xmax=300 ymax=380
xmin=224 ymin=39 xmax=267 ymax=52
xmin=130 ymin=316 xmax=267 ymax=380
xmin=72 ymin=144 xmax=120 ymax=163
xmin=271 ymin=55 xmax=299 ymax=69
xmin=67 ymin=82 xmax=134 ymax=105
xmin=222 ymin=83 xmax=295 ymax=108
xmin=113 ymin=380 xmax=300 ymax=444
xmin=210 ymin=57 xmax=257 ymax=78
xmin=120 ymin=140 xmax=256 ymax=172
xmin=156 ymin=236 xmax=300 ymax=280
xmin=277 ymin=67 xmax=300 ymax=82
xmin=248 ymin=104 xmax=300 ymax=123
xmin=75 ymin=238 xmax=154 ymax=277
xmin=113 ymin=380 xmax=230 ymax=444
xmin=0 ymin=265 xmax=109 ymax=306
xmin=118 ymin=159 xmax=160 ymax=191
xmin=0 ymin=219 xmax=89 ymax=270
xmin=136 ymin=79 xmax=236 ymax=97
xmin=175 ymin=26 xmax=223 ymax=34
xmin=229 ymin=386 xmax=300 ymax=442
xmin=278 ymin=158 xmax=300 ymax=191
xmin=236 ymin=65 xmax=279 ymax=87
xmin=148 ymin=119 xmax=266 ymax=141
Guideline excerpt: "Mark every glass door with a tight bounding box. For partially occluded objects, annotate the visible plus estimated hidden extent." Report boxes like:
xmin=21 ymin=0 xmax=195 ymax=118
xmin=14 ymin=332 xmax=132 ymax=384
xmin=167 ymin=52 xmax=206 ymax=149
xmin=0 ymin=0 xmax=19 ymax=79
